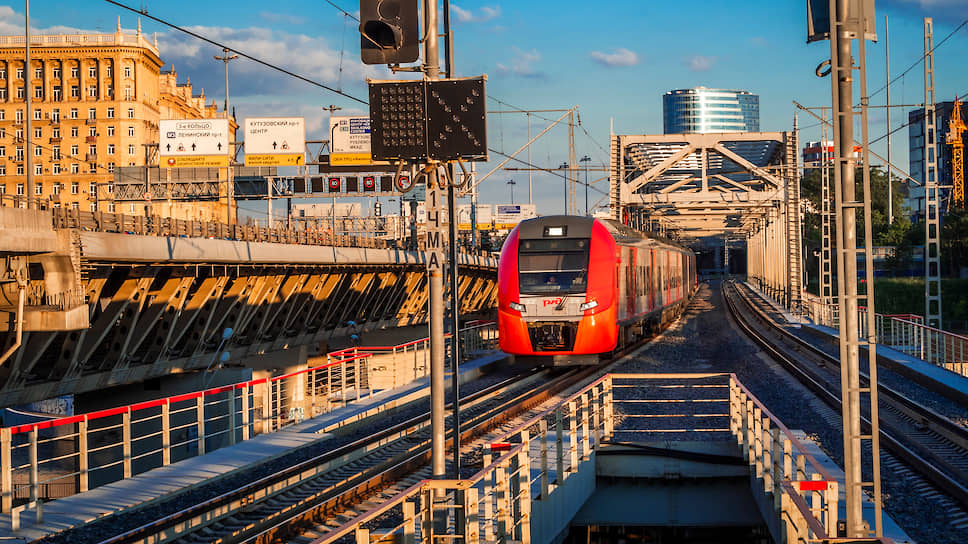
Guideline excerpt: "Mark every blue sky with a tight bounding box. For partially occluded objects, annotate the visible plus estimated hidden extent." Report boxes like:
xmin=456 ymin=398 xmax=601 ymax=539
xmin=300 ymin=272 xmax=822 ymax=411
xmin=5 ymin=0 xmax=968 ymax=220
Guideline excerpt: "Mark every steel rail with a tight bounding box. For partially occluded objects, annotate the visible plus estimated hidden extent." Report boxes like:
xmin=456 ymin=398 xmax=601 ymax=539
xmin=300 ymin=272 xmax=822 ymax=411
xmin=724 ymin=281 xmax=968 ymax=510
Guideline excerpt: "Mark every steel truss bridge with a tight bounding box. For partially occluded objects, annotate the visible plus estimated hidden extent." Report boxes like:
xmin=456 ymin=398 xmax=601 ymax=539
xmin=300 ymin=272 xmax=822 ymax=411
xmin=0 ymin=208 xmax=497 ymax=408
xmin=610 ymin=131 xmax=803 ymax=310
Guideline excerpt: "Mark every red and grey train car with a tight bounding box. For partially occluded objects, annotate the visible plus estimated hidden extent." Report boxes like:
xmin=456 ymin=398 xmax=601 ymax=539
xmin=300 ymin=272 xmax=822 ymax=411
xmin=498 ymin=215 xmax=696 ymax=365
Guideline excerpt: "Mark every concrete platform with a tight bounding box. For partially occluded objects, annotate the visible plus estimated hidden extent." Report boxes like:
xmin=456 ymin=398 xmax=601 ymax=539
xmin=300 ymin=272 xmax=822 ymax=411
xmin=0 ymin=352 xmax=508 ymax=540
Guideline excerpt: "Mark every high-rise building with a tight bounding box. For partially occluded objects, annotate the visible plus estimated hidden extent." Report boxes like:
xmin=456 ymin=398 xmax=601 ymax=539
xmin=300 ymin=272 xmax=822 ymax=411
xmin=907 ymin=101 xmax=967 ymax=220
xmin=662 ymin=87 xmax=759 ymax=134
xmin=0 ymin=20 xmax=234 ymax=220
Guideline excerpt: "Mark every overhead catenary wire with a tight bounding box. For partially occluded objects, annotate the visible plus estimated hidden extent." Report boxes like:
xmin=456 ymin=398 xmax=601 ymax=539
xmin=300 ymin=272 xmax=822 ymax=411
xmin=104 ymin=0 xmax=368 ymax=105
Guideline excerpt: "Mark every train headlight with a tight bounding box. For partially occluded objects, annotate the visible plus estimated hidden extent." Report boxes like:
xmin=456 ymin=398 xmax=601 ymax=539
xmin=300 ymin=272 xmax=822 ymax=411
xmin=509 ymin=302 xmax=526 ymax=312
xmin=579 ymin=300 xmax=599 ymax=312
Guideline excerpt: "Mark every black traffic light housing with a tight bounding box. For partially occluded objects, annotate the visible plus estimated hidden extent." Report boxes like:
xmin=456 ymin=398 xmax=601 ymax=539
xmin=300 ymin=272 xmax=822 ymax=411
xmin=360 ymin=0 xmax=420 ymax=65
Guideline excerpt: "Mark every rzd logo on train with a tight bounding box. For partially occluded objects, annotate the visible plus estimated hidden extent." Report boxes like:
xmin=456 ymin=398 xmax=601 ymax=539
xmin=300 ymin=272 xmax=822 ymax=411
xmin=543 ymin=298 xmax=563 ymax=307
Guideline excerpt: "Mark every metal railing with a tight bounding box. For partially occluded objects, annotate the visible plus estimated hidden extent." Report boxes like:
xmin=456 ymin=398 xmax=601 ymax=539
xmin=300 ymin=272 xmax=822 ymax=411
xmin=802 ymin=293 xmax=968 ymax=377
xmin=0 ymin=321 xmax=499 ymax=515
xmin=306 ymin=373 xmax=894 ymax=543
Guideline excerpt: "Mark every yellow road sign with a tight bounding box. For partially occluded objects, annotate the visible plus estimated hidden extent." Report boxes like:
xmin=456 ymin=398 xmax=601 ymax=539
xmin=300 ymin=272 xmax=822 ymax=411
xmin=163 ymin=155 xmax=229 ymax=168
xmin=245 ymin=154 xmax=305 ymax=166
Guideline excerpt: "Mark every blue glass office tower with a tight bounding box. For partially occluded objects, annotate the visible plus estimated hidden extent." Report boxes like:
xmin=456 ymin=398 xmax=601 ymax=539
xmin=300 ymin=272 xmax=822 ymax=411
xmin=663 ymin=88 xmax=760 ymax=134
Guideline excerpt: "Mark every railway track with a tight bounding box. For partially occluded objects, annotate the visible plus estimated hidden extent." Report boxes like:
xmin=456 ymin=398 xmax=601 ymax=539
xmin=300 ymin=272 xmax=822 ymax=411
xmin=723 ymin=280 xmax=968 ymax=528
xmin=92 ymin=362 xmax=597 ymax=544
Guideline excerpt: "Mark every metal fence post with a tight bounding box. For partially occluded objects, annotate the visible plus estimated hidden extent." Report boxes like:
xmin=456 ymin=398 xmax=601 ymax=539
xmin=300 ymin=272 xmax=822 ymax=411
xmin=123 ymin=409 xmax=132 ymax=479
xmin=403 ymin=499 xmax=416 ymax=544
xmin=228 ymin=388 xmax=237 ymax=445
xmin=603 ymin=375 xmax=614 ymax=439
xmin=555 ymin=407 xmax=564 ymax=483
xmin=29 ymin=427 xmax=38 ymax=504
xmin=241 ymin=385 xmax=250 ymax=441
xmin=464 ymin=487 xmax=479 ymax=544
xmin=196 ymin=396 xmax=206 ymax=455
xmin=539 ymin=419 xmax=549 ymax=499
xmin=79 ymin=417 xmax=89 ymax=493
xmin=2 ymin=427 xmax=12 ymax=512
xmin=162 ymin=401 xmax=171 ymax=466
xmin=567 ymin=401 xmax=578 ymax=472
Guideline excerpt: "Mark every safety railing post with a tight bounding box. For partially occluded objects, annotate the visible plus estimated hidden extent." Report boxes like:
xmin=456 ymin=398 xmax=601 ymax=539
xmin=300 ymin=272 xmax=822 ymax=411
xmin=567 ymin=401 xmax=578 ymax=472
xmin=463 ymin=487 xmax=479 ymax=544
xmin=539 ymin=419 xmax=549 ymax=499
xmin=516 ymin=446 xmax=532 ymax=543
xmin=29 ymin=428 xmax=38 ymax=504
xmin=741 ymin=398 xmax=751 ymax=461
xmin=402 ymin=499 xmax=416 ymax=544
xmin=580 ymin=393 xmax=590 ymax=458
xmin=78 ymin=417 xmax=89 ymax=493
xmin=603 ymin=375 xmax=614 ymax=439
xmin=196 ymin=396 xmax=206 ymax=455
xmin=242 ymin=385 xmax=251 ymax=441
xmin=826 ymin=481 xmax=839 ymax=538
xmin=421 ymin=487 xmax=434 ymax=544
xmin=122 ymin=409 xmax=132 ymax=479
xmin=1 ymin=427 xmax=10 ymax=513
xmin=495 ymin=461 xmax=510 ymax=538
xmin=591 ymin=386 xmax=601 ymax=449
xmin=162 ymin=401 xmax=171 ymax=466
xmin=228 ymin=388 xmax=237 ymax=445
xmin=772 ymin=427 xmax=782 ymax=512
xmin=753 ymin=407 xmax=764 ymax=480
xmin=762 ymin=416 xmax=773 ymax=495
xmin=482 ymin=448 xmax=494 ymax=541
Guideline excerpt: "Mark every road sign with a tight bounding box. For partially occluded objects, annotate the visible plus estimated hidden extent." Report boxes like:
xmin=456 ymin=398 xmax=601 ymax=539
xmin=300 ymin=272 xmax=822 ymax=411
xmin=330 ymin=116 xmax=390 ymax=166
xmin=244 ymin=117 xmax=306 ymax=166
xmin=160 ymin=119 xmax=230 ymax=168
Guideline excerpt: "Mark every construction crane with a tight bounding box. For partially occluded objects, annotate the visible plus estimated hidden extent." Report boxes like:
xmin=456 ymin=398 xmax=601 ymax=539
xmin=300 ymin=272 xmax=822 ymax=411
xmin=948 ymin=96 xmax=966 ymax=206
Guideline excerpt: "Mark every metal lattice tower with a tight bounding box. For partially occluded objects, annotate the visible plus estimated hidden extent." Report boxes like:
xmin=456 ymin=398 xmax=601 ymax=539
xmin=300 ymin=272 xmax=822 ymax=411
xmin=924 ymin=18 xmax=942 ymax=330
xmin=948 ymin=97 xmax=965 ymax=205
xmin=785 ymin=122 xmax=803 ymax=313
xmin=820 ymin=109 xmax=834 ymax=307
xmin=827 ymin=0 xmax=882 ymax=536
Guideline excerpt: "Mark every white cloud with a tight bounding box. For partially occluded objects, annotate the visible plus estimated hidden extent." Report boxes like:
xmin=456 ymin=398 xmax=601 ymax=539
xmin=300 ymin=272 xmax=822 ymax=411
xmin=589 ymin=48 xmax=639 ymax=67
xmin=496 ymin=48 xmax=543 ymax=78
xmin=452 ymin=5 xmax=501 ymax=23
xmin=158 ymin=25 xmax=386 ymax=99
xmin=686 ymin=55 xmax=716 ymax=72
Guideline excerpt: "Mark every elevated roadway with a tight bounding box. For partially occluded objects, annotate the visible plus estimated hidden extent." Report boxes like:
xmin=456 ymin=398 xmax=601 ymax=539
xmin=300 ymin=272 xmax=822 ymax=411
xmin=0 ymin=208 xmax=497 ymax=407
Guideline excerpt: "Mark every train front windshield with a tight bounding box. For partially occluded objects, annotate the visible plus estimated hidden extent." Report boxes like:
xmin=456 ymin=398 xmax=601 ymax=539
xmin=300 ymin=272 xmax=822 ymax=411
xmin=518 ymin=238 xmax=590 ymax=295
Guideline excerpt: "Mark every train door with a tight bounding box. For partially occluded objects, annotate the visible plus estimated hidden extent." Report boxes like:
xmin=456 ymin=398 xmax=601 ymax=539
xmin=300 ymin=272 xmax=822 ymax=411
xmin=627 ymin=247 xmax=636 ymax=316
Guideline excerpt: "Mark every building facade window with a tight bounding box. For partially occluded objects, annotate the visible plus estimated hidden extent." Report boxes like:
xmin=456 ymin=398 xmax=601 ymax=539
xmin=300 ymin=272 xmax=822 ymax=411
xmin=88 ymin=163 xmax=96 ymax=173
xmin=128 ymin=125 xmax=135 ymax=137
xmin=107 ymin=126 xmax=115 ymax=137
xmin=16 ymin=87 xmax=23 ymax=99
xmin=88 ymin=145 xmax=96 ymax=155
xmin=53 ymin=163 xmax=61 ymax=175
xmin=34 ymin=164 xmax=42 ymax=176
xmin=70 ymin=127 xmax=78 ymax=137
xmin=52 ymin=127 xmax=60 ymax=138
xmin=0 ymin=146 xmax=5 ymax=157
xmin=106 ymin=107 xmax=114 ymax=118
xmin=34 ymin=182 xmax=42 ymax=195
xmin=88 ymin=126 xmax=96 ymax=137
xmin=70 ymin=85 xmax=79 ymax=98
xmin=70 ymin=108 xmax=78 ymax=119
xmin=105 ymin=87 xmax=113 ymax=98
xmin=107 ymin=202 xmax=115 ymax=213
xmin=16 ymin=183 xmax=24 ymax=195
xmin=0 ymin=166 xmax=4 ymax=176
xmin=15 ymin=165 xmax=22 ymax=175
xmin=88 ymin=66 xmax=96 ymax=78
xmin=34 ymin=86 xmax=42 ymax=99
xmin=70 ymin=144 xmax=78 ymax=155
xmin=15 ymin=109 xmax=22 ymax=122
xmin=33 ymin=109 xmax=41 ymax=120
xmin=34 ymin=146 xmax=41 ymax=157
xmin=71 ymin=164 xmax=79 ymax=174
xmin=52 ymin=146 xmax=60 ymax=159
xmin=33 ymin=126 xmax=41 ymax=138
xmin=0 ymin=68 xmax=7 ymax=79
xmin=52 ymin=182 xmax=60 ymax=195
xmin=128 ymin=144 xmax=135 ymax=155
xmin=71 ymin=182 xmax=78 ymax=194
xmin=0 ymin=88 xmax=7 ymax=100
xmin=127 ymin=108 xmax=134 ymax=118
xmin=15 ymin=146 xmax=22 ymax=160
xmin=107 ymin=162 xmax=115 ymax=173
xmin=52 ymin=86 xmax=61 ymax=101
xmin=34 ymin=67 xmax=42 ymax=79
xmin=15 ymin=129 xmax=21 ymax=141
xmin=90 ymin=201 xmax=97 ymax=212
xmin=106 ymin=66 xmax=113 ymax=77
xmin=70 ymin=66 xmax=78 ymax=78
xmin=107 ymin=144 xmax=114 ymax=155
xmin=88 ymin=108 xmax=96 ymax=119
xmin=124 ymin=66 xmax=131 ymax=78
xmin=88 ymin=86 xmax=97 ymax=98
xmin=71 ymin=202 xmax=79 ymax=211
xmin=51 ymin=109 xmax=59 ymax=123
xmin=16 ymin=68 xmax=23 ymax=79
xmin=124 ymin=87 xmax=132 ymax=100
xmin=52 ymin=67 xmax=60 ymax=79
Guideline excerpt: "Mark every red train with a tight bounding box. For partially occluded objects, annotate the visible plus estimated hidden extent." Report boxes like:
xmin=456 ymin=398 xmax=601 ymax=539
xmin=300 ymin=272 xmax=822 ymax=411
xmin=498 ymin=215 xmax=696 ymax=365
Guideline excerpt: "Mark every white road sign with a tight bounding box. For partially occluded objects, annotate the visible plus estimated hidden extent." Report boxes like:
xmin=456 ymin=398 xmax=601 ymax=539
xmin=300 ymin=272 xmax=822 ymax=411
xmin=329 ymin=116 xmax=389 ymax=166
xmin=160 ymin=119 xmax=230 ymax=167
xmin=244 ymin=117 xmax=306 ymax=166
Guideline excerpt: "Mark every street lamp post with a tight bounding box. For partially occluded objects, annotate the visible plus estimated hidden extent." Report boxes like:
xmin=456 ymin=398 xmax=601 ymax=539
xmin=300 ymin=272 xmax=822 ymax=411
xmin=580 ymin=155 xmax=591 ymax=215
xmin=507 ymin=179 xmax=516 ymax=204
xmin=214 ymin=48 xmax=238 ymax=225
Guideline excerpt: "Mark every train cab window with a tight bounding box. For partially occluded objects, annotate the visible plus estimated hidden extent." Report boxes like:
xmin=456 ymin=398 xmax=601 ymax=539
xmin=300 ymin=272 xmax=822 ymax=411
xmin=518 ymin=238 xmax=590 ymax=295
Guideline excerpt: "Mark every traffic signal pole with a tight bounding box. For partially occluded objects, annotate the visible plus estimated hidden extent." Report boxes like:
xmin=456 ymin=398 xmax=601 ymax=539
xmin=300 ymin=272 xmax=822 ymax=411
xmin=423 ymin=0 xmax=447 ymax=484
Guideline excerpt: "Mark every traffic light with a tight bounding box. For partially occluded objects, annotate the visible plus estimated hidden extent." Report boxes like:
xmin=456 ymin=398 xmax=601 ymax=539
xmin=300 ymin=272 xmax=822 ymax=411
xmin=374 ymin=202 xmax=382 ymax=216
xmin=363 ymin=175 xmax=376 ymax=192
xmin=359 ymin=0 xmax=420 ymax=65
xmin=328 ymin=176 xmax=341 ymax=192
